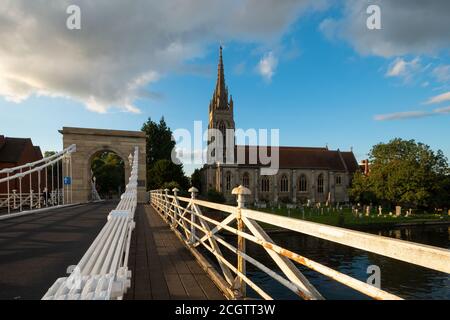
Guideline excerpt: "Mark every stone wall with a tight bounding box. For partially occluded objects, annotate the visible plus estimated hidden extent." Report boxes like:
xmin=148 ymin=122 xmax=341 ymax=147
xmin=203 ymin=164 xmax=352 ymax=205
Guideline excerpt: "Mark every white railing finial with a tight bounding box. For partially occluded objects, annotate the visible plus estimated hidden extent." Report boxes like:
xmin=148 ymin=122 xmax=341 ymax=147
xmin=232 ymin=185 xmax=251 ymax=209
xmin=188 ymin=187 xmax=199 ymax=199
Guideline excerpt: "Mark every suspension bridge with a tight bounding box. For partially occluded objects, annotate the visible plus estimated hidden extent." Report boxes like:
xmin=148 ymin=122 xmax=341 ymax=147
xmin=0 ymin=127 xmax=449 ymax=300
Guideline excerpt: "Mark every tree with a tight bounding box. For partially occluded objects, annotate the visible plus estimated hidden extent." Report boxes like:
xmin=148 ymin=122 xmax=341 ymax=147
xmin=91 ymin=152 xmax=125 ymax=197
xmin=141 ymin=117 xmax=190 ymax=191
xmin=147 ymin=159 xmax=189 ymax=190
xmin=191 ymin=168 xmax=202 ymax=193
xmin=141 ymin=117 xmax=176 ymax=167
xmin=350 ymin=139 xmax=449 ymax=209
xmin=348 ymin=171 xmax=377 ymax=205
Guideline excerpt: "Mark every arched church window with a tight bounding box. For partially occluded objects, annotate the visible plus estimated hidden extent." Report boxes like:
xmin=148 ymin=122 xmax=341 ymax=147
xmin=336 ymin=175 xmax=342 ymax=185
xmin=225 ymin=172 xmax=231 ymax=191
xmin=242 ymin=172 xmax=250 ymax=188
xmin=261 ymin=176 xmax=270 ymax=192
xmin=317 ymin=174 xmax=324 ymax=194
xmin=298 ymin=174 xmax=307 ymax=192
xmin=280 ymin=175 xmax=289 ymax=192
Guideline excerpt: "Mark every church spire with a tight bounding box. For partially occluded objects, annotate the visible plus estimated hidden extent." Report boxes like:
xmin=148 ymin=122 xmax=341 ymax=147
xmin=212 ymin=46 xmax=229 ymax=110
xmin=217 ymin=46 xmax=225 ymax=94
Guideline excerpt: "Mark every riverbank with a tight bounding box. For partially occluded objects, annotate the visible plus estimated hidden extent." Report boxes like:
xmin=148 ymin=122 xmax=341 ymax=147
xmin=255 ymin=207 xmax=449 ymax=231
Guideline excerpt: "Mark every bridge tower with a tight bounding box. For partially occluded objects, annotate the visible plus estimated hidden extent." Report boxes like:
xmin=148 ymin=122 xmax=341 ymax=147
xmin=59 ymin=127 xmax=147 ymax=203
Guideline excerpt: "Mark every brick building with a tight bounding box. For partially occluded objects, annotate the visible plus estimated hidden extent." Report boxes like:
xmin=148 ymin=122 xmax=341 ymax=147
xmin=0 ymin=135 xmax=44 ymax=194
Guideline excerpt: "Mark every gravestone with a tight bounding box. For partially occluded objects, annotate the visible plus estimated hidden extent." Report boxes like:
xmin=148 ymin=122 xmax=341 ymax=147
xmin=395 ymin=206 xmax=402 ymax=217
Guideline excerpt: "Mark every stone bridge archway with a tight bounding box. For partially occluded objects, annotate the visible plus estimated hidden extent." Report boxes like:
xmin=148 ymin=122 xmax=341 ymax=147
xmin=59 ymin=127 xmax=147 ymax=203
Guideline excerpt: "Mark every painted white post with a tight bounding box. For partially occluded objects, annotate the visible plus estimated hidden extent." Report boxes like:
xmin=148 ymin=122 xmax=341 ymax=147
xmin=38 ymin=169 xmax=41 ymax=208
xmin=19 ymin=168 xmax=23 ymax=211
xmin=30 ymin=189 xmax=34 ymax=209
xmin=188 ymin=187 xmax=199 ymax=244
xmin=164 ymin=189 xmax=170 ymax=219
xmin=7 ymin=172 xmax=10 ymax=214
xmin=232 ymin=185 xmax=251 ymax=298
xmin=12 ymin=190 xmax=16 ymax=209
xmin=45 ymin=165 xmax=48 ymax=207
xmin=172 ymin=188 xmax=179 ymax=226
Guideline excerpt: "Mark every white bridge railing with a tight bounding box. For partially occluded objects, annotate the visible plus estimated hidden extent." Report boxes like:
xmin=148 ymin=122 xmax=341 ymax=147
xmin=150 ymin=186 xmax=450 ymax=300
xmin=43 ymin=146 xmax=139 ymax=300
xmin=0 ymin=144 xmax=76 ymax=216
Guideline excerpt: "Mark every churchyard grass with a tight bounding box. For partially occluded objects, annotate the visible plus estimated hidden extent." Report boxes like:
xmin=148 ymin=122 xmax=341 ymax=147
xmin=255 ymin=206 xmax=449 ymax=229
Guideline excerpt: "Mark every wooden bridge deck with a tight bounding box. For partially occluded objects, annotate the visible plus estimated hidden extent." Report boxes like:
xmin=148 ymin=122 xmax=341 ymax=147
xmin=124 ymin=205 xmax=225 ymax=300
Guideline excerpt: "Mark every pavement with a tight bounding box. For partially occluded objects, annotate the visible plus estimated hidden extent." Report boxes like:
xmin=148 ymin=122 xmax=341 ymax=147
xmin=0 ymin=201 xmax=117 ymax=300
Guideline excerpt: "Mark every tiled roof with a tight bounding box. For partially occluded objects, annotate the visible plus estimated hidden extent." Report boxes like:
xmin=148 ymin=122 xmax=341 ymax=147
xmin=234 ymin=145 xmax=359 ymax=172
xmin=0 ymin=137 xmax=31 ymax=163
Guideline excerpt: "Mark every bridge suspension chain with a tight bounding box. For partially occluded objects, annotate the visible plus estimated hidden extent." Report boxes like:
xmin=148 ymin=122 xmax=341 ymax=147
xmin=0 ymin=144 xmax=76 ymax=217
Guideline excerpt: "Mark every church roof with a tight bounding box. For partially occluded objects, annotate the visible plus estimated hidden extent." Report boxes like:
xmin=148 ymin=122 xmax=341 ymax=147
xmin=234 ymin=145 xmax=359 ymax=172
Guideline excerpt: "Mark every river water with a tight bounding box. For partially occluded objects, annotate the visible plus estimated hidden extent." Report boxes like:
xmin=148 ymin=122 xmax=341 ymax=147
xmin=232 ymin=224 xmax=449 ymax=300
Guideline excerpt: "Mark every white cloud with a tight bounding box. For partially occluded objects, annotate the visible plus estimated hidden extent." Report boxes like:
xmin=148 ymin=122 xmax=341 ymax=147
xmin=385 ymin=57 xmax=421 ymax=79
xmin=374 ymin=105 xmax=450 ymax=121
xmin=0 ymin=0 xmax=326 ymax=113
xmin=374 ymin=111 xmax=431 ymax=121
xmin=434 ymin=106 xmax=450 ymax=114
xmin=425 ymin=91 xmax=450 ymax=105
xmin=257 ymin=52 xmax=278 ymax=82
xmin=320 ymin=0 xmax=450 ymax=57
xmin=432 ymin=65 xmax=450 ymax=82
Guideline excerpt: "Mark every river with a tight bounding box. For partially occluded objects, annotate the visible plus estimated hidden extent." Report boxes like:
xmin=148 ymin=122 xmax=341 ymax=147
xmin=221 ymin=224 xmax=449 ymax=300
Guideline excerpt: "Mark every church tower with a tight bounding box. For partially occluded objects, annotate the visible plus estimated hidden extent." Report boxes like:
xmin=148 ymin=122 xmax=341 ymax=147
xmin=207 ymin=46 xmax=235 ymax=164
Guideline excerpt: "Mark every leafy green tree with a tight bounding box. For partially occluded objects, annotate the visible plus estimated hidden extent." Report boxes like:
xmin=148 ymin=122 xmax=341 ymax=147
xmin=91 ymin=152 xmax=125 ymax=197
xmin=350 ymin=139 xmax=449 ymax=209
xmin=141 ymin=117 xmax=176 ymax=167
xmin=191 ymin=168 xmax=202 ymax=193
xmin=349 ymin=171 xmax=377 ymax=205
xmin=141 ymin=117 xmax=190 ymax=191
xmin=161 ymin=181 xmax=180 ymax=190
xmin=147 ymin=159 xmax=189 ymax=190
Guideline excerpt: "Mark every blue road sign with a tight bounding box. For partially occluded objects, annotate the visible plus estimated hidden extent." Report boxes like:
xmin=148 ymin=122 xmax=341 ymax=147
xmin=64 ymin=176 xmax=72 ymax=185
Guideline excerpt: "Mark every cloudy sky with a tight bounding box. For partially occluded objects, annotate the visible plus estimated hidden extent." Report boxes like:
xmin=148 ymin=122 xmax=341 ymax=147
xmin=0 ymin=0 xmax=449 ymax=173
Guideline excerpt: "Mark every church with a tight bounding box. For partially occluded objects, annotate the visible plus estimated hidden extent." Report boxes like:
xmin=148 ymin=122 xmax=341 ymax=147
xmin=200 ymin=47 xmax=359 ymax=205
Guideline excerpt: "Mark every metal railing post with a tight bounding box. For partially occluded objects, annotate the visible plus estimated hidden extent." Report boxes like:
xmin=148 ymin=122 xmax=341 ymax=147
xmin=30 ymin=189 xmax=34 ymax=209
xmin=38 ymin=169 xmax=41 ymax=208
xmin=12 ymin=190 xmax=16 ymax=209
xmin=19 ymin=168 xmax=23 ymax=211
xmin=7 ymin=172 xmax=10 ymax=214
xmin=45 ymin=165 xmax=48 ymax=207
xmin=232 ymin=185 xmax=251 ymax=299
xmin=172 ymin=188 xmax=179 ymax=226
xmin=164 ymin=189 xmax=169 ymax=219
xmin=188 ymin=187 xmax=199 ymax=244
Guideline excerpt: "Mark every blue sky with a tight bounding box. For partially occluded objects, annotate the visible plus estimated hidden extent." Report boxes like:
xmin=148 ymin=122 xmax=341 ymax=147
xmin=1 ymin=1 xmax=449 ymax=175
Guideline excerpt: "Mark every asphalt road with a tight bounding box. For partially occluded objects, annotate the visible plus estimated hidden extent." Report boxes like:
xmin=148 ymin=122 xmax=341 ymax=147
xmin=0 ymin=201 xmax=117 ymax=300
